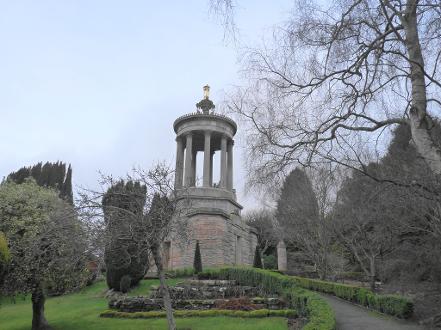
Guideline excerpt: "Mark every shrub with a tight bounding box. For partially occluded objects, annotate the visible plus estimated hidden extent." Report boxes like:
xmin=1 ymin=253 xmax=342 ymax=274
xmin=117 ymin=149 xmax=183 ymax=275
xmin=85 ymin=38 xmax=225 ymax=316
xmin=0 ymin=232 xmax=10 ymax=264
xmin=165 ymin=268 xmax=194 ymax=278
xmin=263 ymin=253 xmax=277 ymax=269
xmin=253 ymin=246 xmax=263 ymax=268
xmin=287 ymin=275 xmax=413 ymax=318
xmin=197 ymin=267 xmax=336 ymax=330
xmin=0 ymin=232 xmax=10 ymax=283
xmin=100 ymin=308 xmax=297 ymax=319
xmin=120 ymin=275 xmax=131 ymax=293
xmin=193 ymin=241 xmax=202 ymax=274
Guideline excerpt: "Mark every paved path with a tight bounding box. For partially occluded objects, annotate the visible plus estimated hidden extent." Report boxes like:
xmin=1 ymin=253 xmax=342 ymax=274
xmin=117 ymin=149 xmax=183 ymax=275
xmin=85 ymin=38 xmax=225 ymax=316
xmin=320 ymin=294 xmax=427 ymax=330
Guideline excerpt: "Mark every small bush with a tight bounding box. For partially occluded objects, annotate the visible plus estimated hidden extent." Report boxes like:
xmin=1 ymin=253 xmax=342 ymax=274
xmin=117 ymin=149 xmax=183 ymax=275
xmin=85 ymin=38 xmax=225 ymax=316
xmin=253 ymin=246 xmax=263 ymax=269
xmin=193 ymin=241 xmax=202 ymax=274
xmin=120 ymin=275 xmax=131 ymax=293
xmin=263 ymin=254 xmax=277 ymax=269
xmin=166 ymin=268 xmax=194 ymax=278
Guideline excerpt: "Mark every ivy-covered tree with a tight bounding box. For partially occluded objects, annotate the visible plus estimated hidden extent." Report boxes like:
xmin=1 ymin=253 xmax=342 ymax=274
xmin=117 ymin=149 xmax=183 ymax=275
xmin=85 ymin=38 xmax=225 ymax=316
xmin=102 ymin=180 xmax=149 ymax=290
xmin=0 ymin=179 xmax=88 ymax=330
xmin=193 ymin=241 xmax=202 ymax=274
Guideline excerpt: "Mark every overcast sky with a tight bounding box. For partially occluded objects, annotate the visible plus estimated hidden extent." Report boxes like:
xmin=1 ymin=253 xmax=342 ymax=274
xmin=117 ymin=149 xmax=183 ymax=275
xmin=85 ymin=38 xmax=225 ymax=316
xmin=0 ymin=0 xmax=292 ymax=208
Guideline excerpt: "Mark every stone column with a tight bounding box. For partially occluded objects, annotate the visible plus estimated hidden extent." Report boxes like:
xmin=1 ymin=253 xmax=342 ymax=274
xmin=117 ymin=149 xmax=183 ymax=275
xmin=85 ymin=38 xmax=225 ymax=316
xmin=191 ymin=150 xmax=197 ymax=186
xmin=184 ymin=133 xmax=193 ymax=187
xmin=203 ymin=132 xmax=211 ymax=187
xmin=220 ymin=135 xmax=227 ymax=188
xmin=277 ymin=240 xmax=287 ymax=272
xmin=174 ymin=137 xmax=184 ymax=189
xmin=227 ymin=140 xmax=233 ymax=190
xmin=209 ymin=151 xmax=214 ymax=187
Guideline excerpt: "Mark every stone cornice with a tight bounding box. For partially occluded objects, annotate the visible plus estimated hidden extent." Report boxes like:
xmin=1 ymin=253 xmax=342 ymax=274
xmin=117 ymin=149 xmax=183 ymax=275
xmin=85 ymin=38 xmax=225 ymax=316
xmin=173 ymin=112 xmax=237 ymax=135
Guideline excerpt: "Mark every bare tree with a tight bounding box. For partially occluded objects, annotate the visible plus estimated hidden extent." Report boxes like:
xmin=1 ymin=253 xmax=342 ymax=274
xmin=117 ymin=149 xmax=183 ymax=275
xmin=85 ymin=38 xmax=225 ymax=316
xmin=222 ymin=0 xmax=441 ymax=187
xmin=245 ymin=209 xmax=278 ymax=267
xmin=78 ymin=163 xmax=190 ymax=330
xmin=334 ymin=165 xmax=401 ymax=290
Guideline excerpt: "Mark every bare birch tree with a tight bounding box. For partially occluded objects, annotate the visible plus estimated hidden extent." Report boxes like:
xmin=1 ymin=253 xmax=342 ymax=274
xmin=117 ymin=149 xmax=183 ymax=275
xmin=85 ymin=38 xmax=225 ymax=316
xmin=221 ymin=0 xmax=441 ymax=187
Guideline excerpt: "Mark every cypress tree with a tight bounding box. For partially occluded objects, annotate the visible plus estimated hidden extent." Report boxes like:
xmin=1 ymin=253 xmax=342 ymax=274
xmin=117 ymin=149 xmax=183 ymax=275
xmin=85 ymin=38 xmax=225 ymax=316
xmin=8 ymin=161 xmax=74 ymax=205
xmin=193 ymin=241 xmax=202 ymax=274
xmin=253 ymin=245 xmax=263 ymax=268
xmin=30 ymin=162 xmax=42 ymax=182
xmin=61 ymin=165 xmax=73 ymax=204
xmin=103 ymin=180 xmax=149 ymax=290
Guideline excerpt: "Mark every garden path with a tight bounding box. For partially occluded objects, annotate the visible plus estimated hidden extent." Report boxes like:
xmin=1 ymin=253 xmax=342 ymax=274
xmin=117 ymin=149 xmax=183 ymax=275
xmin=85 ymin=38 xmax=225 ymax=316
xmin=320 ymin=294 xmax=427 ymax=330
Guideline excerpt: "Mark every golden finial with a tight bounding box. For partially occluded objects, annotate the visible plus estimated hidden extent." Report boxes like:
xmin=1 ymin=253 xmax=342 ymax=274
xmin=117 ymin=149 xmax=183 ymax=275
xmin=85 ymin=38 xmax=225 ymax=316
xmin=196 ymin=85 xmax=215 ymax=114
xmin=203 ymin=85 xmax=210 ymax=99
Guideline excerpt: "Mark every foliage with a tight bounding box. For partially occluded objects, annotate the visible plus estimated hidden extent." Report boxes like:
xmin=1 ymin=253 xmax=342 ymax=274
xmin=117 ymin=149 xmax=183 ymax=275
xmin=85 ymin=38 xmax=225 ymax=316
xmin=193 ymin=241 xmax=202 ymax=274
xmin=287 ymin=275 xmax=413 ymax=319
xmin=276 ymin=168 xmax=330 ymax=278
xmin=198 ymin=267 xmax=336 ymax=330
xmin=120 ymin=275 xmax=132 ymax=294
xmin=102 ymin=180 xmax=149 ymax=290
xmin=253 ymin=245 xmax=263 ymax=268
xmin=0 ymin=231 xmax=10 ymax=283
xmin=7 ymin=161 xmax=73 ymax=204
xmin=0 ymin=232 xmax=10 ymax=264
xmin=334 ymin=124 xmax=441 ymax=286
xmin=165 ymin=268 xmax=195 ymax=278
xmin=262 ymin=254 xmax=277 ymax=270
xmin=0 ymin=179 xmax=88 ymax=329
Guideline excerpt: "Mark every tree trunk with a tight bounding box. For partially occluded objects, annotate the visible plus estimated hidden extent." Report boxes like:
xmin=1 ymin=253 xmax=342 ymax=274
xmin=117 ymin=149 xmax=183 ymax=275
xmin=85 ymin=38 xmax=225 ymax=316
xmin=402 ymin=0 xmax=441 ymax=175
xmin=369 ymin=256 xmax=376 ymax=292
xmin=31 ymin=286 xmax=50 ymax=330
xmin=152 ymin=246 xmax=176 ymax=330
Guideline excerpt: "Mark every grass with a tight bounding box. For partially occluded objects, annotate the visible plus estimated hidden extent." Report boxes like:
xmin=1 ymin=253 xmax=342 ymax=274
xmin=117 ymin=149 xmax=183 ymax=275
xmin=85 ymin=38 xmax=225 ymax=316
xmin=0 ymin=279 xmax=288 ymax=330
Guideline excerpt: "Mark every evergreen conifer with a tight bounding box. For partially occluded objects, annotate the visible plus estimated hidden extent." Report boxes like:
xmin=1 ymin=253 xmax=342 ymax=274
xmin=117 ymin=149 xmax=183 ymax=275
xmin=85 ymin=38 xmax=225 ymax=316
xmin=193 ymin=241 xmax=202 ymax=274
xmin=253 ymin=245 xmax=263 ymax=268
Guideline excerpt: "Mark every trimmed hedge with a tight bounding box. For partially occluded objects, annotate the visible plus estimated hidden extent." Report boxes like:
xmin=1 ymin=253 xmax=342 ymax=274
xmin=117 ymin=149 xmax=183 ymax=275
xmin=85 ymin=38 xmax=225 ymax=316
xmin=100 ymin=308 xmax=297 ymax=319
xmin=165 ymin=267 xmax=195 ymax=278
xmin=287 ymin=275 xmax=413 ymax=318
xmin=198 ymin=267 xmax=336 ymax=330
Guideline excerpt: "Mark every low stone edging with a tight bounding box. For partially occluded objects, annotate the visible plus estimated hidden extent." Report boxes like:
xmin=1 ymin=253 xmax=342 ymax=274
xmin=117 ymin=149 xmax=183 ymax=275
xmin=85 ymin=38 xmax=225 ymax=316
xmin=100 ymin=308 xmax=297 ymax=319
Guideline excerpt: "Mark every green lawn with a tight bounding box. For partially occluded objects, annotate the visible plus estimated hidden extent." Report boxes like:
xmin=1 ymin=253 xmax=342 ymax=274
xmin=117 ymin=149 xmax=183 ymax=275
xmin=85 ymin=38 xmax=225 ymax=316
xmin=0 ymin=279 xmax=288 ymax=330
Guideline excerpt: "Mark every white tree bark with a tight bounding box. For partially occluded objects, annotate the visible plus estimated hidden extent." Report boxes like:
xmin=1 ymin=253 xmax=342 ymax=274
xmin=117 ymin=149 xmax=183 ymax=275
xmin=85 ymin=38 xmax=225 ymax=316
xmin=401 ymin=0 xmax=441 ymax=174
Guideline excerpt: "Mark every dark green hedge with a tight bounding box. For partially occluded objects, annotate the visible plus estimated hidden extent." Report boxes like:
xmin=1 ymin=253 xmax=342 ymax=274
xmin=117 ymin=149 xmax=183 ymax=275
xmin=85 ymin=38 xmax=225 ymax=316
xmin=165 ymin=267 xmax=195 ymax=278
xmin=100 ymin=308 xmax=297 ymax=319
xmin=198 ymin=267 xmax=336 ymax=330
xmin=288 ymin=275 xmax=413 ymax=318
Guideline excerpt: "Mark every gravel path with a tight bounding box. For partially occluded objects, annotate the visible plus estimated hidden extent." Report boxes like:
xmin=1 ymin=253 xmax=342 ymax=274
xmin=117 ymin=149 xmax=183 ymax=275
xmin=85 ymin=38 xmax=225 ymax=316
xmin=320 ymin=294 xmax=427 ymax=330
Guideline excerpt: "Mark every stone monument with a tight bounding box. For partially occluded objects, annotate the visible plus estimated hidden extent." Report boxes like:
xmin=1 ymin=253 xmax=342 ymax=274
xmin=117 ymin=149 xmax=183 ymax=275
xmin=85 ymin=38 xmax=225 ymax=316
xmin=163 ymin=86 xmax=258 ymax=270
